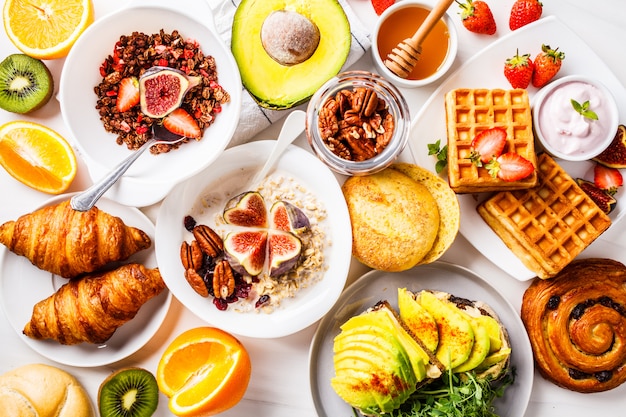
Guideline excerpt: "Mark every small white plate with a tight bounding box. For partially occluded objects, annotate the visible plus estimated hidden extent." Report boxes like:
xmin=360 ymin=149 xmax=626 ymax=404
xmin=0 ymin=194 xmax=171 ymax=367
xmin=58 ymin=0 xmax=242 ymax=208
xmin=409 ymin=16 xmax=626 ymax=280
xmin=155 ymin=140 xmax=352 ymax=338
xmin=309 ymin=261 xmax=534 ymax=417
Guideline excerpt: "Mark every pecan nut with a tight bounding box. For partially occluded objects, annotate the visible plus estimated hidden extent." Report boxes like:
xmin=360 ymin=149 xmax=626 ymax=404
xmin=185 ymin=268 xmax=209 ymax=297
xmin=213 ymin=259 xmax=235 ymax=299
xmin=192 ymin=224 xmax=224 ymax=257
xmin=180 ymin=240 xmax=204 ymax=270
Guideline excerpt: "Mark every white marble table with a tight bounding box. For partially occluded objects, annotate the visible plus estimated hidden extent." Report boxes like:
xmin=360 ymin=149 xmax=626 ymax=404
xmin=1 ymin=0 xmax=625 ymax=415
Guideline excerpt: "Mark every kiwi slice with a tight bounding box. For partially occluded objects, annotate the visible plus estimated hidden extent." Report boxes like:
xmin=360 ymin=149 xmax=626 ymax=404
xmin=0 ymin=54 xmax=54 ymax=114
xmin=98 ymin=367 xmax=159 ymax=417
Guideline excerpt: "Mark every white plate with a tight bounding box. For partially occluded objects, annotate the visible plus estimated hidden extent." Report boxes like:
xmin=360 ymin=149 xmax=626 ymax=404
xmin=58 ymin=0 xmax=242 ymax=208
xmin=0 ymin=194 xmax=171 ymax=367
xmin=409 ymin=16 xmax=626 ymax=280
xmin=309 ymin=261 xmax=534 ymax=417
xmin=155 ymin=140 xmax=352 ymax=338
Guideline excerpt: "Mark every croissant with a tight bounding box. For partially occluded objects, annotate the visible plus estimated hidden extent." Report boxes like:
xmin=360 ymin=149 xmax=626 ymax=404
xmin=521 ymin=258 xmax=626 ymax=393
xmin=23 ymin=263 xmax=166 ymax=345
xmin=0 ymin=200 xmax=151 ymax=278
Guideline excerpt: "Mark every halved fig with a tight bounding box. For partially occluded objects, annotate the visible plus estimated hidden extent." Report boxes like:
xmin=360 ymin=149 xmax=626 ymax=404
xmin=268 ymin=230 xmax=302 ymax=277
xmin=223 ymin=230 xmax=268 ymax=276
xmin=577 ymin=178 xmax=617 ymax=214
xmin=139 ymin=66 xmax=201 ymax=118
xmin=223 ymin=191 xmax=268 ymax=228
xmin=593 ymin=124 xmax=626 ymax=169
xmin=269 ymin=200 xmax=310 ymax=235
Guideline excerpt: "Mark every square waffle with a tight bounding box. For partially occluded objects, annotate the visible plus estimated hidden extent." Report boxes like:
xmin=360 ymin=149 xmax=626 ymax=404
xmin=445 ymin=88 xmax=537 ymax=193
xmin=477 ymin=153 xmax=612 ymax=279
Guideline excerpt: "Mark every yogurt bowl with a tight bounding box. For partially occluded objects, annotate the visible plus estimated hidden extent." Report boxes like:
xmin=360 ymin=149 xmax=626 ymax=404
xmin=532 ymin=75 xmax=618 ymax=161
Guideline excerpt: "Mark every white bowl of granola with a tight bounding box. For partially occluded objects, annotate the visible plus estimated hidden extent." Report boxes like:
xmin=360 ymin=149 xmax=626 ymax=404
xmin=155 ymin=140 xmax=353 ymax=338
xmin=58 ymin=0 xmax=242 ymax=207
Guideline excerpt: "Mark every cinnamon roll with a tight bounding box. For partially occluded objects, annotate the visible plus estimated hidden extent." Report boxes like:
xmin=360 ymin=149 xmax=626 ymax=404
xmin=521 ymin=258 xmax=626 ymax=392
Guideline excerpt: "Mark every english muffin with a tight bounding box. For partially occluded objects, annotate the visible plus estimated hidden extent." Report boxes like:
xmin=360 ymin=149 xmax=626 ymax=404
xmin=342 ymin=168 xmax=440 ymax=271
xmin=390 ymin=163 xmax=460 ymax=265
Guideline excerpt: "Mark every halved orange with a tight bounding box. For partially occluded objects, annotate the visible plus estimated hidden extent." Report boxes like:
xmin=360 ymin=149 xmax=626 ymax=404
xmin=3 ymin=0 xmax=94 ymax=60
xmin=0 ymin=120 xmax=77 ymax=194
xmin=157 ymin=327 xmax=252 ymax=417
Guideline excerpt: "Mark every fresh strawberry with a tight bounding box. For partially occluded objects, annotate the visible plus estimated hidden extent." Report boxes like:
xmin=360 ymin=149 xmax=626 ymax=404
xmin=486 ymin=152 xmax=534 ymax=181
xmin=457 ymin=0 xmax=497 ymax=35
xmin=162 ymin=108 xmax=201 ymax=138
xmin=371 ymin=0 xmax=395 ymax=15
xmin=532 ymin=44 xmax=565 ymax=88
xmin=469 ymin=127 xmax=507 ymax=165
xmin=593 ymin=163 xmax=623 ymax=195
xmin=504 ymin=49 xmax=534 ymax=89
xmin=509 ymin=0 xmax=543 ymax=30
xmin=116 ymin=76 xmax=139 ymax=112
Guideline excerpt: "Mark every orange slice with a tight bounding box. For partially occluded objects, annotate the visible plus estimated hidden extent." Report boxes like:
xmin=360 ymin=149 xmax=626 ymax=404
xmin=157 ymin=327 xmax=252 ymax=417
xmin=3 ymin=0 xmax=94 ymax=60
xmin=0 ymin=120 xmax=77 ymax=194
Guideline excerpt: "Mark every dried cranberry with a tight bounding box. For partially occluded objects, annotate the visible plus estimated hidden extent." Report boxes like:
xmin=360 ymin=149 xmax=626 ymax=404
xmin=213 ymin=297 xmax=228 ymax=311
xmin=183 ymin=215 xmax=197 ymax=231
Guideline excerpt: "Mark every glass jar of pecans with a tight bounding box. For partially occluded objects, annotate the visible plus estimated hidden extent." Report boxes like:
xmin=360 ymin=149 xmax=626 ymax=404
xmin=305 ymin=70 xmax=410 ymax=175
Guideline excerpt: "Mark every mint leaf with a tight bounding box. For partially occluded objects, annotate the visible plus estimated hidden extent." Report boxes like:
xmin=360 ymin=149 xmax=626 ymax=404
xmin=428 ymin=140 xmax=448 ymax=174
xmin=571 ymin=99 xmax=599 ymax=120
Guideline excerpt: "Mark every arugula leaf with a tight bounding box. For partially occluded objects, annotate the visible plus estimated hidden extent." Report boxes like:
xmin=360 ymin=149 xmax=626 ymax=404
xmin=427 ymin=140 xmax=448 ymax=174
xmin=380 ymin=369 xmax=516 ymax=417
xmin=571 ymin=99 xmax=599 ymax=120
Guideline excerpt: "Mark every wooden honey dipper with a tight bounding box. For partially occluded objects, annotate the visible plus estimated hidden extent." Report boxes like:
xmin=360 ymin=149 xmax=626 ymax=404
xmin=384 ymin=0 xmax=455 ymax=79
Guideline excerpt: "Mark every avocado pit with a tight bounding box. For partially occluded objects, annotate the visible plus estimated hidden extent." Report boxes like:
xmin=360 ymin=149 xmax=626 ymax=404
xmin=261 ymin=10 xmax=321 ymax=66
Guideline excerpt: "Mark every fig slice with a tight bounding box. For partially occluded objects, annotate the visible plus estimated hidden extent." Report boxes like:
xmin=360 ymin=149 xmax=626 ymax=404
xmin=223 ymin=191 xmax=268 ymax=228
xmin=268 ymin=201 xmax=310 ymax=235
xmin=268 ymin=230 xmax=302 ymax=277
xmin=139 ymin=66 xmax=201 ymax=118
xmin=223 ymin=230 xmax=268 ymax=277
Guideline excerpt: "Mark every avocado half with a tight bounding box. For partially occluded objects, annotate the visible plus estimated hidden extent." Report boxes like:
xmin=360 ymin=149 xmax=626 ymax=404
xmin=231 ymin=0 xmax=351 ymax=109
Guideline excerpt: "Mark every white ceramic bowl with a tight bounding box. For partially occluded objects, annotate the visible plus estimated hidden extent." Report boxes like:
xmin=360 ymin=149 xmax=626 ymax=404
xmin=532 ymin=75 xmax=618 ymax=161
xmin=371 ymin=0 xmax=458 ymax=88
xmin=58 ymin=0 xmax=242 ymax=207
xmin=155 ymin=140 xmax=352 ymax=338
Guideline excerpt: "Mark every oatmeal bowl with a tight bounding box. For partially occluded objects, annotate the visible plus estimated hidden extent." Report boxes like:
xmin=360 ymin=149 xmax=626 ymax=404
xmin=154 ymin=140 xmax=353 ymax=338
xmin=58 ymin=0 xmax=242 ymax=207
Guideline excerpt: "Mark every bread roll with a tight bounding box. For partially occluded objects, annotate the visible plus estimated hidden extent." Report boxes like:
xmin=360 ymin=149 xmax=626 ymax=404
xmin=0 ymin=363 xmax=94 ymax=417
xmin=342 ymin=168 xmax=440 ymax=271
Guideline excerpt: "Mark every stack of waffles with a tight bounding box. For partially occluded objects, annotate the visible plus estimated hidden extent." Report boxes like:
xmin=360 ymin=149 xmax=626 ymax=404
xmin=477 ymin=153 xmax=612 ymax=279
xmin=445 ymin=88 xmax=537 ymax=193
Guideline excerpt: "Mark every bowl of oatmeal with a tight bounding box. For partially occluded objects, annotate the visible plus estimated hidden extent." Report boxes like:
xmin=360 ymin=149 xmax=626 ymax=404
xmin=58 ymin=0 xmax=242 ymax=207
xmin=155 ymin=140 xmax=353 ymax=338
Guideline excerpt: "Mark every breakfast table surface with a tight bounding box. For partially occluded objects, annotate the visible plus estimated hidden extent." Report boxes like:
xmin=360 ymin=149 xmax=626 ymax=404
xmin=1 ymin=0 xmax=626 ymax=415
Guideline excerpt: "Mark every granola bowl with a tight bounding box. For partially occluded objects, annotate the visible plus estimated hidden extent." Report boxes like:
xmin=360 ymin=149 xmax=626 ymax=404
xmin=306 ymin=70 xmax=410 ymax=176
xmin=58 ymin=0 xmax=242 ymax=207
xmin=155 ymin=140 xmax=352 ymax=338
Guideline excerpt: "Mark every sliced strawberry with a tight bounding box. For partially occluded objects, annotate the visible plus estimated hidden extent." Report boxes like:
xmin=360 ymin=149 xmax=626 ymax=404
xmin=162 ymin=108 xmax=201 ymax=139
xmin=486 ymin=152 xmax=534 ymax=181
xmin=594 ymin=163 xmax=623 ymax=195
xmin=469 ymin=127 xmax=507 ymax=166
xmin=116 ymin=76 xmax=139 ymax=112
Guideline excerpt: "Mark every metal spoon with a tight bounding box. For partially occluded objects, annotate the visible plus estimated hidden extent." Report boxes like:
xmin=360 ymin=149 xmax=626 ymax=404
xmin=249 ymin=109 xmax=306 ymax=187
xmin=70 ymin=124 xmax=185 ymax=211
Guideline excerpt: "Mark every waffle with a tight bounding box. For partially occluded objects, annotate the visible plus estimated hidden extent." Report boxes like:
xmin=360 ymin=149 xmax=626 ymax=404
xmin=477 ymin=153 xmax=611 ymax=279
xmin=445 ymin=88 xmax=537 ymax=193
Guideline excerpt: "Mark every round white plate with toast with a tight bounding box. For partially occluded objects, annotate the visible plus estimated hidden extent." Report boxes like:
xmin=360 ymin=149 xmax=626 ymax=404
xmin=409 ymin=16 xmax=626 ymax=281
xmin=0 ymin=194 xmax=171 ymax=367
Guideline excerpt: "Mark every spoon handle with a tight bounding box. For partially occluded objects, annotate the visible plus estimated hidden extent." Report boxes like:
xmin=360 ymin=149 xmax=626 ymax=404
xmin=70 ymin=140 xmax=153 ymax=211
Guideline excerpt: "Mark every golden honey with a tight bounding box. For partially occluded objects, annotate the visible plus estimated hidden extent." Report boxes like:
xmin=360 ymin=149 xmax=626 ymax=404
xmin=376 ymin=5 xmax=451 ymax=81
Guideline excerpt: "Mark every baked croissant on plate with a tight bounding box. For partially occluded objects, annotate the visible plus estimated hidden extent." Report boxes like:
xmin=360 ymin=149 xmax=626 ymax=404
xmin=23 ymin=263 xmax=166 ymax=345
xmin=0 ymin=200 xmax=151 ymax=278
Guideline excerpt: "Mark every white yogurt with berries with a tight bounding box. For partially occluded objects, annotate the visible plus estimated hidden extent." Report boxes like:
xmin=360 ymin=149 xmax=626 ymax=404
xmin=534 ymin=75 xmax=618 ymax=161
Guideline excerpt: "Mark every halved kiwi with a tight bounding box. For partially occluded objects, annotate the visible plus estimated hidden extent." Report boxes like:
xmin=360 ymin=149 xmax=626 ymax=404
xmin=0 ymin=53 xmax=54 ymax=114
xmin=98 ymin=367 xmax=159 ymax=417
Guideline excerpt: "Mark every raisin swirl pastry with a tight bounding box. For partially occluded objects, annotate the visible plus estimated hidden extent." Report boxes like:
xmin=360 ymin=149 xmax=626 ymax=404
xmin=521 ymin=258 xmax=626 ymax=392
